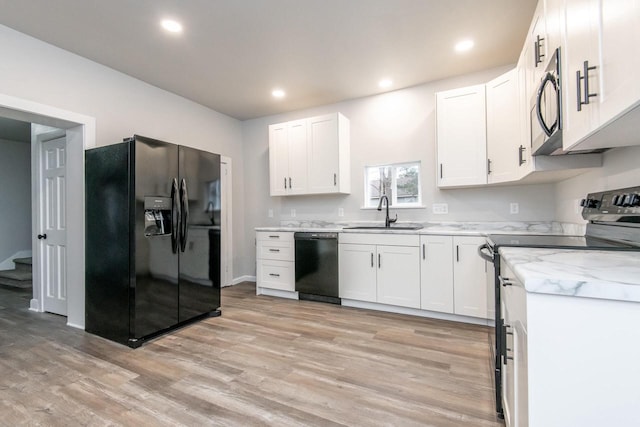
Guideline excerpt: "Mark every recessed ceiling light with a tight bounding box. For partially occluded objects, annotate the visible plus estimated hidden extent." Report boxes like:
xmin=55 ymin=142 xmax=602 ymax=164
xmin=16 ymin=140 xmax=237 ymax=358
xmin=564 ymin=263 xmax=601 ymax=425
xmin=272 ymin=89 xmax=285 ymax=98
xmin=161 ymin=19 xmax=183 ymax=33
xmin=378 ymin=79 xmax=393 ymax=89
xmin=455 ymin=39 xmax=474 ymax=52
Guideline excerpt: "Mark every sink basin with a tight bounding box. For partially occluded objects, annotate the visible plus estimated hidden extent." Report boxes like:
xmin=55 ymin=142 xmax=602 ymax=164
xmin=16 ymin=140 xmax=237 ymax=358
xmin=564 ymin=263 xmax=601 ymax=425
xmin=343 ymin=225 xmax=423 ymax=231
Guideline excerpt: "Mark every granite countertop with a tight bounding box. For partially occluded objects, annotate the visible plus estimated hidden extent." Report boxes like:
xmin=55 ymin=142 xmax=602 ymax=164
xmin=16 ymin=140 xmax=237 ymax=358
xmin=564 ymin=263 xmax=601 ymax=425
xmin=256 ymin=221 xmax=583 ymax=236
xmin=499 ymin=247 xmax=640 ymax=303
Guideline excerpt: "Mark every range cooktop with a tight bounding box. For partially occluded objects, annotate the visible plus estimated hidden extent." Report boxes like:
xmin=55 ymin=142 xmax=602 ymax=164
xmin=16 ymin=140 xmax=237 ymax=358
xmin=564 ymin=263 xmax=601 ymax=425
xmin=486 ymin=234 xmax=636 ymax=250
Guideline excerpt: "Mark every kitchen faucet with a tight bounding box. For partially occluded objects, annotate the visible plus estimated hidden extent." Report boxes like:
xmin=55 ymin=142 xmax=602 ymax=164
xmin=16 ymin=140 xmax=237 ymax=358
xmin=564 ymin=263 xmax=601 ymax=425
xmin=377 ymin=195 xmax=397 ymax=228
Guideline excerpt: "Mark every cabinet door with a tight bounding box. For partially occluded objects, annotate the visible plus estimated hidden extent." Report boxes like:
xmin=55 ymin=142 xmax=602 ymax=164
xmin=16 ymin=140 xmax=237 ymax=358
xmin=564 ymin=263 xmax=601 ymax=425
xmin=529 ymin=0 xmax=548 ymax=85
xmin=377 ymin=245 xmax=420 ymax=309
xmin=307 ymin=114 xmax=340 ymax=194
xmin=486 ymin=69 xmax=521 ymax=184
xmin=338 ymin=244 xmax=377 ymax=302
xmin=436 ymin=85 xmax=487 ymax=187
xmin=269 ymin=123 xmax=289 ymax=196
xmin=598 ymin=0 xmax=640 ymax=126
xmin=453 ymin=236 xmax=488 ymax=318
xmin=420 ymin=235 xmax=454 ymax=313
xmin=562 ymin=0 xmax=601 ymax=148
xmin=287 ymin=119 xmax=308 ymax=194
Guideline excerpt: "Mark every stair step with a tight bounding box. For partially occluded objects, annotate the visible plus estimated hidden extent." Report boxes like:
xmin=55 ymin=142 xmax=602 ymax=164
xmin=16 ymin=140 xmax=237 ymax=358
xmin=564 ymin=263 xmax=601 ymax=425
xmin=0 ymin=275 xmax=32 ymax=289
xmin=13 ymin=257 xmax=32 ymax=273
xmin=0 ymin=269 xmax=32 ymax=281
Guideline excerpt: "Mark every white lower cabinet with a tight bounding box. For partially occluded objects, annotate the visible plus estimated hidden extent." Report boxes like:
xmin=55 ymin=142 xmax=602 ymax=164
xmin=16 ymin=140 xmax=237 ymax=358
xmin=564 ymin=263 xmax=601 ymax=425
xmin=419 ymin=235 xmax=489 ymax=319
xmin=453 ymin=236 xmax=488 ymax=318
xmin=500 ymin=264 xmax=529 ymax=427
xmin=339 ymin=233 xmax=420 ymax=309
xmin=256 ymin=231 xmax=295 ymax=293
xmin=419 ymin=235 xmax=454 ymax=313
xmin=377 ymin=245 xmax=421 ymax=308
xmin=338 ymin=243 xmax=377 ymax=302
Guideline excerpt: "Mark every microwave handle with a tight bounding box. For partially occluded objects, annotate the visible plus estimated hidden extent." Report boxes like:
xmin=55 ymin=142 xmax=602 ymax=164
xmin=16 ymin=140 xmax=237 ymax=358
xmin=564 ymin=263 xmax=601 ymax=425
xmin=536 ymin=72 xmax=559 ymax=137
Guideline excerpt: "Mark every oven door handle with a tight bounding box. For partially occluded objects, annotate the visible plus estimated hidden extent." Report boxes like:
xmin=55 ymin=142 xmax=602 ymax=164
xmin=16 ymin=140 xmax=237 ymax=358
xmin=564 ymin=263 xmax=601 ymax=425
xmin=478 ymin=243 xmax=495 ymax=263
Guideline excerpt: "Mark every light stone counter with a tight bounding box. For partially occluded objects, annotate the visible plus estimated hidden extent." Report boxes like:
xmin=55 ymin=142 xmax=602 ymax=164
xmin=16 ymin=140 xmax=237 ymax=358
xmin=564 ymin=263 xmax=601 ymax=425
xmin=256 ymin=221 xmax=584 ymax=236
xmin=499 ymin=247 xmax=640 ymax=303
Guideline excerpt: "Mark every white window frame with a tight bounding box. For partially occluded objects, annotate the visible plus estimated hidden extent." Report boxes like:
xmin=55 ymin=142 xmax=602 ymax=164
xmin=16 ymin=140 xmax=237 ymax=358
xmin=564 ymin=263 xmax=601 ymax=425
xmin=363 ymin=161 xmax=422 ymax=209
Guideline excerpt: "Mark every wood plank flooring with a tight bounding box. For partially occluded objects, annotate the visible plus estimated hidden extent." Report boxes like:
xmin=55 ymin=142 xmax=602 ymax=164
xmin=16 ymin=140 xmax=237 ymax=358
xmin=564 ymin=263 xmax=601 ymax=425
xmin=0 ymin=283 xmax=503 ymax=426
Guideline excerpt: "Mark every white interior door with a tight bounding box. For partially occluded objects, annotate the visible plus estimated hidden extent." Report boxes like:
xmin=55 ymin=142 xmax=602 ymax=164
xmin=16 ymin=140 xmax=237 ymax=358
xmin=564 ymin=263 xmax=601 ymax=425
xmin=39 ymin=133 xmax=67 ymax=316
xmin=220 ymin=156 xmax=233 ymax=287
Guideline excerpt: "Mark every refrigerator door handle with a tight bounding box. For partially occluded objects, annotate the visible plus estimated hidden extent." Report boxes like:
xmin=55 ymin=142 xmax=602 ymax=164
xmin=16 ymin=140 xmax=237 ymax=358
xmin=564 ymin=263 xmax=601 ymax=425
xmin=171 ymin=178 xmax=179 ymax=254
xmin=180 ymin=178 xmax=189 ymax=252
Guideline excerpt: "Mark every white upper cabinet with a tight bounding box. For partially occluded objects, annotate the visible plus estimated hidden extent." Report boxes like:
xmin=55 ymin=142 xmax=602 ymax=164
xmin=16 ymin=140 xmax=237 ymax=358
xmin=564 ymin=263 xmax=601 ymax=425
xmin=269 ymin=113 xmax=350 ymax=196
xmin=436 ymin=85 xmax=487 ymax=188
xmin=307 ymin=113 xmax=351 ymax=194
xmin=269 ymin=119 xmax=308 ymax=196
xmin=562 ymin=0 xmax=640 ymax=151
xmin=486 ymin=69 xmax=522 ymax=184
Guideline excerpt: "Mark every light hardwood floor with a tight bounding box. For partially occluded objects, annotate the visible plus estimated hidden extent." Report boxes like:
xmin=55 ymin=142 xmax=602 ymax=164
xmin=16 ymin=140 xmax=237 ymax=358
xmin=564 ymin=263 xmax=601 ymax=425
xmin=0 ymin=283 xmax=503 ymax=426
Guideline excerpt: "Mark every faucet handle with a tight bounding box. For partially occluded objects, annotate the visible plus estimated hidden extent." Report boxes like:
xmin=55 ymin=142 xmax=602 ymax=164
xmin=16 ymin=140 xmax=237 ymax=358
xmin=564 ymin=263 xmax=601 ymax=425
xmin=389 ymin=214 xmax=398 ymax=224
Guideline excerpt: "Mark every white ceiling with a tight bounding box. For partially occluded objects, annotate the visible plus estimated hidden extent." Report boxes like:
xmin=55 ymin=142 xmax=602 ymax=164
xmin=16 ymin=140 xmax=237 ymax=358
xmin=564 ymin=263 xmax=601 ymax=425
xmin=0 ymin=0 xmax=537 ymax=120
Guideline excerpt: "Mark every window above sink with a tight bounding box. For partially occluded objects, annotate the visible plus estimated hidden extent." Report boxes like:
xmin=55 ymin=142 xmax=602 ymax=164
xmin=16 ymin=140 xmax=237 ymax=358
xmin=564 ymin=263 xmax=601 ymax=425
xmin=364 ymin=161 xmax=422 ymax=208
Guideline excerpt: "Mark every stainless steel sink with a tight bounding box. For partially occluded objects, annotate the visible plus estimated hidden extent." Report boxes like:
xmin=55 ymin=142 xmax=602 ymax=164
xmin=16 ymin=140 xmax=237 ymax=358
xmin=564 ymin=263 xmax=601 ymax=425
xmin=343 ymin=225 xmax=423 ymax=230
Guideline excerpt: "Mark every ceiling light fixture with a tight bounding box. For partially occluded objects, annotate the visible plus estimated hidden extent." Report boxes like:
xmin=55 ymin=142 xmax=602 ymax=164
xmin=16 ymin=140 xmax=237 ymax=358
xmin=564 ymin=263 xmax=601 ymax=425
xmin=272 ymin=89 xmax=285 ymax=98
xmin=455 ymin=39 xmax=474 ymax=52
xmin=378 ymin=79 xmax=393 ymax=89
xmin=161 ymin=19 xmax=183 ymax=33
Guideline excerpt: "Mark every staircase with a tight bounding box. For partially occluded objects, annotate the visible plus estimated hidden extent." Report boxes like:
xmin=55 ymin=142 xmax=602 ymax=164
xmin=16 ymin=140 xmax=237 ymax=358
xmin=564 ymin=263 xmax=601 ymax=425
xmin=0 ymin=257 xmax=32 ymax=289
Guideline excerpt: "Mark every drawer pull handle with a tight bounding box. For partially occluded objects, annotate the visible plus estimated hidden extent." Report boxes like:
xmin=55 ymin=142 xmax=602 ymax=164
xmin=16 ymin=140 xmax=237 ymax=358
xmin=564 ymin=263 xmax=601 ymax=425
xmin=268 ymin=249 xmax=281 ymax=252
xmin=269 ymin=273 xmax=280 ymax=277
xmin=499 ymin=275 xmax=513 ymax=287
xmin=268 ymin=235 xmax=280 ymax=239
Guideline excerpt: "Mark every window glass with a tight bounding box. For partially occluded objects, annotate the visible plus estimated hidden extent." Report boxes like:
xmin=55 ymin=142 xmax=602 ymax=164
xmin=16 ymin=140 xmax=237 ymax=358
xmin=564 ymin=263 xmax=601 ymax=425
xmin=364 ymin=162 xmax=421 ymax=207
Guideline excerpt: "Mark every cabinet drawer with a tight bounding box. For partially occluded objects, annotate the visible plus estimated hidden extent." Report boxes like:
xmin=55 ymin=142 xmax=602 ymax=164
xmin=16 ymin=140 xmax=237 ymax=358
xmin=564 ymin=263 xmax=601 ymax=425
xmin=256 ymin=240 xmax=293 ymax=261
xmin=257 ymin=259 xmax=294 ymax=292
xmin=256 ymin=231 xmax=294 ymax=243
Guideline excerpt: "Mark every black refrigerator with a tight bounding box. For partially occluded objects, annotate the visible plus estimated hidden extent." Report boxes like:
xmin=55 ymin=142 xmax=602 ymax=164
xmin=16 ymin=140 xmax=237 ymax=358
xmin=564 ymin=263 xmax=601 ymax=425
xmin=85 ymin=135 xmax=221 ymax=348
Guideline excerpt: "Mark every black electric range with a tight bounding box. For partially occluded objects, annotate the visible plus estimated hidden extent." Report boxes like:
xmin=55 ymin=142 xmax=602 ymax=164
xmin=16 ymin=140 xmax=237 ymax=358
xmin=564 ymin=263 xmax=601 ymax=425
xmin=479 ymin=185 xmax=640 ymax=418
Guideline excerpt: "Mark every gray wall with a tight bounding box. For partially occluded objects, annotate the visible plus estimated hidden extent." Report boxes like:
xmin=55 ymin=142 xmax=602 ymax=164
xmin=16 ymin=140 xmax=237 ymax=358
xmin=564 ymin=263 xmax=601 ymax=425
xmin=240 ymin=66 xmax=558 ymax=276
xmin=0 ymin=24 xmax=247 ymax=280
xmin=0 ymin=139 xmax=31 ymax=269
xmin=555 ymin=145 xmax=640 ymax=223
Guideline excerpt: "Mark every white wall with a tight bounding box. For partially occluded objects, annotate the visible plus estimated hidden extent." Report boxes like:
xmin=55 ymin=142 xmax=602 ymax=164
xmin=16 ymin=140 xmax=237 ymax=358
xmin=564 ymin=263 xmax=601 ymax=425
xmin=0 ymin=139 xmax=31 ymax=269
xmin=241 ymin=66 xmax=558 ymax=276
xmin=555 ymin=145 xmax=640 ymax=223
xmin=0 ymin=25 xmax=247 ymax=280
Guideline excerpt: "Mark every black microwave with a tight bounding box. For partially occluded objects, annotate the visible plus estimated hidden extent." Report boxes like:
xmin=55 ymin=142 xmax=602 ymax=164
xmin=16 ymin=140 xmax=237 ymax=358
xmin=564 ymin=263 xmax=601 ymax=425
xmin=531 ymin=47 xmax=563 ymax=155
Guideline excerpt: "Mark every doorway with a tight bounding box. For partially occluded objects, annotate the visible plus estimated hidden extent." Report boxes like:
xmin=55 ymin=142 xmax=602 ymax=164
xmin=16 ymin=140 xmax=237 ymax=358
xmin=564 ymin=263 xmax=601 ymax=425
xmin=0 ymin=92 xmax=96 ymax=328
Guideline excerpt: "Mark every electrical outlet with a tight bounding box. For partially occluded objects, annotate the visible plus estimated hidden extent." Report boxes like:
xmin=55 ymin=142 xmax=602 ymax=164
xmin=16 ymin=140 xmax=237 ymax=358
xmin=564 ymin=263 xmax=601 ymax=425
xmin=510 ymin=203 xmax=519 ymax=214
xmin=268 ymin=209 xmax=273 ymax=218
xmin=291 ymin=208 xmax=296 ymax=217
xmin=338 ymin=207 xmax=344 ymax=217
xmin=432 ymin=203 xmax=448 ymax=214
xmin=575 ymin=199 xmax=583 ymax=214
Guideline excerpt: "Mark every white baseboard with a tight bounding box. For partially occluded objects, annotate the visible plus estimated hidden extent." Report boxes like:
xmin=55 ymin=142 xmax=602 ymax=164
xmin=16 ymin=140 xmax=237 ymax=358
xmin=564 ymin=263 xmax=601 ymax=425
xmin=257 ymin=287 xmax=299 ymax=300
xmin=341 ymin=299 xmax=493 ymax=326
xmin=229 ymin=275 xmax=255 ymax=286
xmin=66 ymin=321 xmax=84 ymax=330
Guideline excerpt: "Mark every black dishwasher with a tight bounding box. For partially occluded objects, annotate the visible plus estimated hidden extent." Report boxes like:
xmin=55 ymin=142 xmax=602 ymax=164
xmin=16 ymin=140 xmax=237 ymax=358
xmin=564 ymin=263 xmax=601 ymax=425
xmin=294 ymin=232 xmax=340 ymax=304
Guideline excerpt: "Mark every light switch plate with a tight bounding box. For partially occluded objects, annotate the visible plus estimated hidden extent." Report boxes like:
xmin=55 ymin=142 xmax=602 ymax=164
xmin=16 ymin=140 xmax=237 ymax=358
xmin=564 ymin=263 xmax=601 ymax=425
xmin=432 ymin=203 xmax=448 ymax=214
xmin=510 ymin=203 xmax=519 ymax=214
xmin=268 ymin=209 xmax=274 ymax=218
xmin=338 ymin=208 xmax=344 ymax=217
xmin=291 ymin=208 xmax=296 ymax=217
